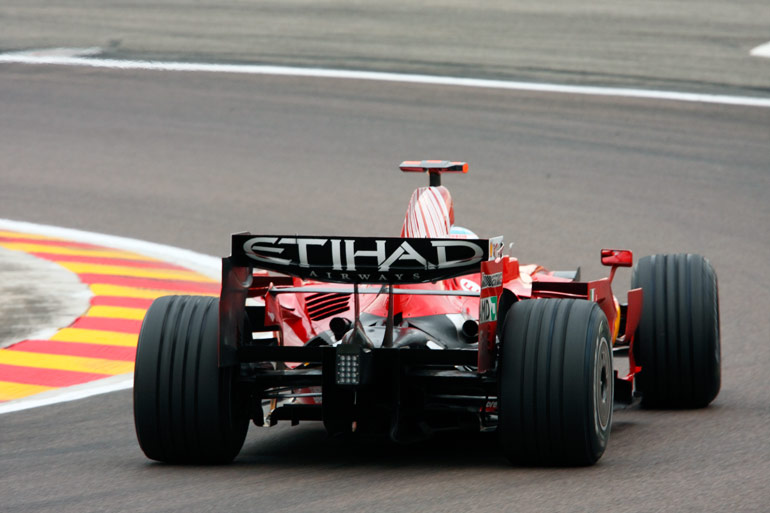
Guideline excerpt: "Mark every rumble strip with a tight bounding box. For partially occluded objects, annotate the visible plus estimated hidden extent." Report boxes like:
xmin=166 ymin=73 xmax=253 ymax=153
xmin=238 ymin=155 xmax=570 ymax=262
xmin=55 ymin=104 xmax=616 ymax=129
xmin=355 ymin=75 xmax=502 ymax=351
xmin=0 ymin=225 xmax=219 ymax=410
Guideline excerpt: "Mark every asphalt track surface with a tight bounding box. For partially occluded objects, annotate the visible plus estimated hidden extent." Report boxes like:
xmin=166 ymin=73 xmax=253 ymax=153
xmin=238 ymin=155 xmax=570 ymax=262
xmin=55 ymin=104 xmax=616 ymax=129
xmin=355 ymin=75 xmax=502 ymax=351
xmin=1 ymin=5 xmax=770 ymax=513
xmin=2 ymin=0 xmax=770 ymax=96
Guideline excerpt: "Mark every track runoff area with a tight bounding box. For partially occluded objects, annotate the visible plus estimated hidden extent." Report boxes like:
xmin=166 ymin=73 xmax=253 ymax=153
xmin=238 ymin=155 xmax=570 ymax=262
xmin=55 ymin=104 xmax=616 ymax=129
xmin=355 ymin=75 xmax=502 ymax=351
xmin=0 ymin=220 xmax=220 ymax=414
xmin=0 ymin=46 xmax=767 ymax=413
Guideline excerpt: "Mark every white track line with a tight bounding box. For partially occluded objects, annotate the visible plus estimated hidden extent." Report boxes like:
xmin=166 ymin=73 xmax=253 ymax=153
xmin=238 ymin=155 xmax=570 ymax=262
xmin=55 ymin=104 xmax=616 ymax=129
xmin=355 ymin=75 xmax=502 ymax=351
xmin=750 ymin=40 xmax=770 ymax=58
xmin=1 ymin=47 xmax=769 ymax=108
xmin=0 ymin=219 xmax=221 ymax=415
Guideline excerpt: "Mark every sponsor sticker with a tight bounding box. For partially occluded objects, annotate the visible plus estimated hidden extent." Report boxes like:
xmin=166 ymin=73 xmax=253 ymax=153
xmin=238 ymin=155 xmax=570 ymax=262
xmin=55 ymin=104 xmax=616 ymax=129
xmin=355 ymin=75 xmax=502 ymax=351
xmin=459 ymin=278 xmax=481 ymax=292
xmin=233 ymin=235 xmax=490 ymax=284
xmin=480 ymin=272 xmax=503 ymax=289
xmin=480 ymin=296 xmax=498 ymax=323
xmin=488 ymin=236 xmax=504 ymax=260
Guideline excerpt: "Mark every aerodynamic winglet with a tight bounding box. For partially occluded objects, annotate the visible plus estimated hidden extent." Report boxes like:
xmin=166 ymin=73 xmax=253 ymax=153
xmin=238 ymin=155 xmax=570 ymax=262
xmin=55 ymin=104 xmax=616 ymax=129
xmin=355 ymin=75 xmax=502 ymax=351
xmin=399 ymin=160 xmax=468 ymax=186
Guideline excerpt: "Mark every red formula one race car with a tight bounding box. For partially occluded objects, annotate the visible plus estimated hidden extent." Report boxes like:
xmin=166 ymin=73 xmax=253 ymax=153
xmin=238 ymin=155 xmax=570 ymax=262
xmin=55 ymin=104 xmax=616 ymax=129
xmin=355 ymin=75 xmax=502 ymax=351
xmin=133 ymin=161 xmax=721 ymax=466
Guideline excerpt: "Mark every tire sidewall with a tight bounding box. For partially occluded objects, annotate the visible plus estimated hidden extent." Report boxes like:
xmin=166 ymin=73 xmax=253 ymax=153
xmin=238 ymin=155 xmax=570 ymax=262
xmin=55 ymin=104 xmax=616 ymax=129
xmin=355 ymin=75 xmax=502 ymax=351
xmin=631 ymin=254 xmax=721 ymax=408
xmin=133 ymin=295 xmax=248 ymax=463
xmin=498 ymin=299 xmax=613 ymax=466
xmin=587 ymin=316 xmax=612 ymax=461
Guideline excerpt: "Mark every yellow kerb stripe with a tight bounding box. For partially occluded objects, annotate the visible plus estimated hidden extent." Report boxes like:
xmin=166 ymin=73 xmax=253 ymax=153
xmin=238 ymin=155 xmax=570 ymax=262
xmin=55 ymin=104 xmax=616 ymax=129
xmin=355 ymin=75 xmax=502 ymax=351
xmin=89 ymin=284 xmax=217 ymax=299
xmin=57 ymin=262 xmax=214 ymax=282
xmin=86 ymin=305 xmax=148 ymax=320
xmin=0 ymin=381 xmax=56 ymax=401
xmin=0 ymin=351 xmax=134 ymax=375
xmin=0 ymin=242 xmax=158 ymax=261
xmin=50 ymin=328 xmax=138 ymax=347
xmin=0 ymin=231 xmax=62 ymax=241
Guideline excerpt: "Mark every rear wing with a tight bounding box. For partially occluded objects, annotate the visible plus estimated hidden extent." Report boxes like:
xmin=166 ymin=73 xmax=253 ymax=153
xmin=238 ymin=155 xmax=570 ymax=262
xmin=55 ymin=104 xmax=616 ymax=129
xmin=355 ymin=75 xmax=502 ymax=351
xmin=400 ymin=160 xmax=468 ymax=187
xmin=230 ymin=234 xmax=498 ymax=284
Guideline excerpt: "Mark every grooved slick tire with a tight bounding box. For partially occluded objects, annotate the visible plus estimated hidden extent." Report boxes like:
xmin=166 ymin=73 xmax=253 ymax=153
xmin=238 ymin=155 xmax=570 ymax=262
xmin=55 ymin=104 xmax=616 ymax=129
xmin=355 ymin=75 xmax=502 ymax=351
xmin=631 ymin=254 xmax=720 ymax=408
xmin=499 ymin=299 xmax=613 ymax=466
xmin=133 ymin=295 xmax=249 ymax=463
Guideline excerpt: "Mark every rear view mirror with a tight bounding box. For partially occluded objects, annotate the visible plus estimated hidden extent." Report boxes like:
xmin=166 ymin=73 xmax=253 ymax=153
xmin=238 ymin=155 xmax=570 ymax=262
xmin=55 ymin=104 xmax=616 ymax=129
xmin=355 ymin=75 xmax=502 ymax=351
xmin=601 ymin=249 xmax=633 ymax=267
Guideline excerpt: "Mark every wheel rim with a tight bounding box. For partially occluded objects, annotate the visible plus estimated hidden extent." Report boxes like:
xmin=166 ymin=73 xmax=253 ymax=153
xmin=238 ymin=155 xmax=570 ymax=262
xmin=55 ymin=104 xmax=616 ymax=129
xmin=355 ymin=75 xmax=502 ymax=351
xmin=594 ymin=335 xmax=611 ymax=431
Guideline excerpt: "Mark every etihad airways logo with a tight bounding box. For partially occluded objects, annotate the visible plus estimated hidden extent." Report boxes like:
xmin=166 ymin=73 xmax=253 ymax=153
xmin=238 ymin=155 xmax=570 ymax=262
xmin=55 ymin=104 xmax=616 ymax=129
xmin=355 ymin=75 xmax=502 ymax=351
xmin=235 ymin=236 xmax=490 ymax=284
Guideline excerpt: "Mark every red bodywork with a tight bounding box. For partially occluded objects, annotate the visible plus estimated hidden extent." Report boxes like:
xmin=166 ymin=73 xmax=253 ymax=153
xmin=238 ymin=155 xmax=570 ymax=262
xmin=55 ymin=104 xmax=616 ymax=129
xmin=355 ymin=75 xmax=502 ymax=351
xmin=222 ymin=162 xmax=643 ymax=395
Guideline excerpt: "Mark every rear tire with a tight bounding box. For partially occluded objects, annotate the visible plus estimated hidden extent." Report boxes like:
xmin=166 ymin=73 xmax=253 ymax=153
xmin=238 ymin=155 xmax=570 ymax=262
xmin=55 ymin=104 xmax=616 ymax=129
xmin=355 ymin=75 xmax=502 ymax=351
xmin=631 ymin=254 xmax=720 ymax=408
xmin=499 ymin=298 xmax=612 ymax=466
xmin=133 ymin=295 xmax=249 ymax=463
